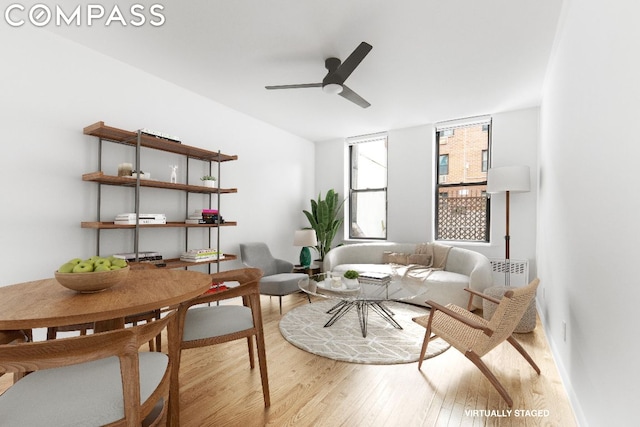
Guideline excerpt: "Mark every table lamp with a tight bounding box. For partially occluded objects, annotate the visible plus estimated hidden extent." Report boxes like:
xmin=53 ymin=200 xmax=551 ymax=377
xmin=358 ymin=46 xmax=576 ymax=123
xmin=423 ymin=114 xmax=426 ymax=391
xmin=294 ymin=230 xmax=318 ymax=268
xmin=487 ymin=165 xmax=530 ymax=285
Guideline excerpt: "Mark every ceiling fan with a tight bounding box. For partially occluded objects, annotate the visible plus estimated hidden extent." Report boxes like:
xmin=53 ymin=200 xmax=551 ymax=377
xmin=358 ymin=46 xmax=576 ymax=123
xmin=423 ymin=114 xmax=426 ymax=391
xmin=265 ymin=42 xmax=373 ymax=108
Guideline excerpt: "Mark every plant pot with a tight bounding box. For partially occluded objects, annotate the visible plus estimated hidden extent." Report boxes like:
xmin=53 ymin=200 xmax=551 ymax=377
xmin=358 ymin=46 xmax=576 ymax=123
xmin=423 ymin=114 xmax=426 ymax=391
xmin=202 ymin=180 xmax=216 ymax=188
xmin=343 ymin=278 xmax=359 ymax=289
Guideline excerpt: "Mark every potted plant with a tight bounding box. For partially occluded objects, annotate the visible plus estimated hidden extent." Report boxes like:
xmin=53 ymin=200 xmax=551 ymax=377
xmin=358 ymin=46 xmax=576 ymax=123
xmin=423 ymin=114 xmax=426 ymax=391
xmin=343 ymin=270 xmax=360 ymax=289
xmin=303 ymin=189 xmax=344 ymax=262
xmin=200 ymin=175 xmax=217 ymax=188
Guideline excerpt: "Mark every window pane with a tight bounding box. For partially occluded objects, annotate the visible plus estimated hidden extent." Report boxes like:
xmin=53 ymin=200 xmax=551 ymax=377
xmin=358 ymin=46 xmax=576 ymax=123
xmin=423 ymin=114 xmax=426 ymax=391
xmin=351 ymin=139 xmax=387 ymax=189
xmin=437 ymin=124 xmax=488 ymax=185
xmin=350 ymin=191 xmax=386 ymax=239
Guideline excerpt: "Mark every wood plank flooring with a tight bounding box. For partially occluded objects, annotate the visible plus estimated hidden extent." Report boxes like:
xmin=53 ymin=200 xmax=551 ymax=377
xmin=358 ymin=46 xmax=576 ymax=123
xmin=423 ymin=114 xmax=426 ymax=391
xmin=0 ymin=292 xmax=577 ymax=426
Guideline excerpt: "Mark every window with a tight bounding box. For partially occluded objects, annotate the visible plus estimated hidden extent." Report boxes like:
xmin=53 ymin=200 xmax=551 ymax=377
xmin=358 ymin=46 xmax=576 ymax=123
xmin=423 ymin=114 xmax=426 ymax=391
xmin=348 ymin=134 xmax=387 ymax=239
xmin=439 ymin=154 xmax=449 ymax=175
xmin=435 ymin=118 xmax=491 ymax=242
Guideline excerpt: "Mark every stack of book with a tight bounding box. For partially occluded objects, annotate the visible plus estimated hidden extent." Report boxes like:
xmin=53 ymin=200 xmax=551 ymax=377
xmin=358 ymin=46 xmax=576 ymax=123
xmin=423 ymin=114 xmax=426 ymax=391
xmin=358 ymin=272 xmax=392 ymax=285
xmin=185 ymin=209 xmax=223 ymax=224
xmin=113 ymin=251 xmax=163 ymax=262
xmin=179 ymin=248 xmax=224 ymax=263
xmin=115 ymin=213 xmax=166 ymax=225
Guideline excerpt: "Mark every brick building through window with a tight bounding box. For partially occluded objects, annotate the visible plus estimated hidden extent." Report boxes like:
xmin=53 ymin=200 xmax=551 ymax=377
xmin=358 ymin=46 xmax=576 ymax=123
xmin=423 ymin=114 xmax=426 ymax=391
xmin=435 ymin=118 xmax=491 ymax=242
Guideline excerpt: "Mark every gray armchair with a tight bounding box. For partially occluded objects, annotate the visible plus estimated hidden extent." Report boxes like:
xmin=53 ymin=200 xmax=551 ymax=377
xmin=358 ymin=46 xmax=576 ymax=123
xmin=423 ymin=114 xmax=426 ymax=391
xmin=239 ymin=242 xmax=308 ymax=314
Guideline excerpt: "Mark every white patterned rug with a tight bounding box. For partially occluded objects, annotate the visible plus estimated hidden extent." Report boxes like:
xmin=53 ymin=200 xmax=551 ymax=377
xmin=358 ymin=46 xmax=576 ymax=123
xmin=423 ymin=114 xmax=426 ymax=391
xmin=279 ymin=299 xmax=450 ymax=364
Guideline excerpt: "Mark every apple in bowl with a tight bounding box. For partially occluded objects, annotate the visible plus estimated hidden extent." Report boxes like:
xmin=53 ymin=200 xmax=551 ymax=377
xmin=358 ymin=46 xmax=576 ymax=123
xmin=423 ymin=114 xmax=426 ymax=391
xmin=54 ymin=256 xmax=130 ymax=293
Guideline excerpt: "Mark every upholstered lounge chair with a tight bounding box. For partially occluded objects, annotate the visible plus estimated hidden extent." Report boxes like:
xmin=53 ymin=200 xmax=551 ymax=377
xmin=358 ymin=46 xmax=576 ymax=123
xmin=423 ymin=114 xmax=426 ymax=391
xmin=412 ymin=278 xmax=541 ymax=407
xmin=240 ymin=242 xmax=308 ymax=314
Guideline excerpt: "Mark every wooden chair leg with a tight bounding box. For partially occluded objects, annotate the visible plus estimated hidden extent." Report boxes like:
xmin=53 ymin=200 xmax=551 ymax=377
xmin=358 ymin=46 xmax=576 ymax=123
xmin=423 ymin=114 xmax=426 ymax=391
xmin=507 ymin=335 xmax=541 ymax=374
xmin=465 ymin=351 xmax=513 ymax=407
xmin=246 ymin=336 xmax=255 ymax=369
xmin=255 ymin=332 xmax=271 ymax=407
xmin=417 ymin=330 xmax=431 ymax=370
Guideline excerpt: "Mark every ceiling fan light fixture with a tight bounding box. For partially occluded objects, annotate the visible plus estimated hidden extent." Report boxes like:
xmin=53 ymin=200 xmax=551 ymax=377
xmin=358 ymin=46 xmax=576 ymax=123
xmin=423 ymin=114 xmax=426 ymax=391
xmin=322 ymin=83 xmax=343 ymax=95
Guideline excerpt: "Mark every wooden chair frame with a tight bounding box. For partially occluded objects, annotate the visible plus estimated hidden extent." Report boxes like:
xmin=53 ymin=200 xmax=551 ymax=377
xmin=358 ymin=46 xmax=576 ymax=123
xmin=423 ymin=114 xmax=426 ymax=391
xmin=0 ymin=311 xmax=175 ymax=426
xmin=414 ymin=279 xmax=541 ymax=407
xmin=168 ymin=267 xmax=269 ymax=426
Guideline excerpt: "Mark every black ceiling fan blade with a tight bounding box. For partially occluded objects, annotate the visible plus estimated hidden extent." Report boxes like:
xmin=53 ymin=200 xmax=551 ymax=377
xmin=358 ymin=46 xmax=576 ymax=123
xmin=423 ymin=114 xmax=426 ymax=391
xmin=265 ymin=83 xmax=322 ymax=90
xmin=339 ymin=85 xmax=371 ymax=108
xmin=334 ymin=42 xmax=373 ymax=83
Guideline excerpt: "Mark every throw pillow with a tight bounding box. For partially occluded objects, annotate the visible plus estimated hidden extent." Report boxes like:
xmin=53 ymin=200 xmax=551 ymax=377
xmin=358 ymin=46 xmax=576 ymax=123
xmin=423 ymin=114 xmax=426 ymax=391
xmin=383 ymin=251 xmax=409 ymax=265
xmin=408 ymin=253 xmax=433 ymax=267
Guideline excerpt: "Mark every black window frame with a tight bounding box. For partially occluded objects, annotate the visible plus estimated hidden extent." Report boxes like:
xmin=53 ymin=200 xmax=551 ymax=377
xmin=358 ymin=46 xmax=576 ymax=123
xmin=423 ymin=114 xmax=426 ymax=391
xmin=435 ymin=120 xmax=492 ymax=243
xmin=348 ymin=134 xmax=388 ymax=240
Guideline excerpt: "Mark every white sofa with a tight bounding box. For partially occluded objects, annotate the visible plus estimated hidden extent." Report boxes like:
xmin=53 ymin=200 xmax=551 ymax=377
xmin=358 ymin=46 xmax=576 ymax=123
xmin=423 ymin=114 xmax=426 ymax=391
xmin=323 ymin=242 xmax=493 ymax=309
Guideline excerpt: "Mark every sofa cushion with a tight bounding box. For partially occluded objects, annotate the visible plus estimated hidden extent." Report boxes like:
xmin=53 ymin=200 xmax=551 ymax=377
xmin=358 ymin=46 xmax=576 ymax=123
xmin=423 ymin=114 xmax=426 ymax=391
xmin=331 ymin=263 xmax=394 ymax=275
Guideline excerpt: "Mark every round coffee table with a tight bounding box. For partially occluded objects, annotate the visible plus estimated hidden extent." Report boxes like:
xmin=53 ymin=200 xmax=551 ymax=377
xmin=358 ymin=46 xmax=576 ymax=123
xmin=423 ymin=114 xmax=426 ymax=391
xmin=299 ymin=272 xmax=427 ymax=337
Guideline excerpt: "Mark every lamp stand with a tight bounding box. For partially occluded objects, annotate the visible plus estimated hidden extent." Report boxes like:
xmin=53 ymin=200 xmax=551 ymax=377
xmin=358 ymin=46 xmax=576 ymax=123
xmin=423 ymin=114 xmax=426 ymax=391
xmin=299 ymin=246 xmax=311 ymax=268
xmin=504 ymin=190 xmax=511 ymax=287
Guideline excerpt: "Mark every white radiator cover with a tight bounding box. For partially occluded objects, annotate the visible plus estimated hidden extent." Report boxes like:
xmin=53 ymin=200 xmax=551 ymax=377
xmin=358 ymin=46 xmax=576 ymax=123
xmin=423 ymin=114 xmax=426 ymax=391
xmin=489 ymin=259 xmax=529 ymax=286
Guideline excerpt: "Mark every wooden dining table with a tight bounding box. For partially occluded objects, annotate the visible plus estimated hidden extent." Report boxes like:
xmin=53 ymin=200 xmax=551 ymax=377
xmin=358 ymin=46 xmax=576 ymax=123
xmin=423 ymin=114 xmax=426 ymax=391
xmin=0 ymin=269 xmax=213 ymax=332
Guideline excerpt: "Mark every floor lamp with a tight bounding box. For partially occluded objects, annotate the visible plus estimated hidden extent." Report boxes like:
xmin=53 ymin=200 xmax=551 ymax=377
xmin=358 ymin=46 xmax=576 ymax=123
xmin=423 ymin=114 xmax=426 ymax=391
xmin=487 ymin=165 xmax=530 ymax=286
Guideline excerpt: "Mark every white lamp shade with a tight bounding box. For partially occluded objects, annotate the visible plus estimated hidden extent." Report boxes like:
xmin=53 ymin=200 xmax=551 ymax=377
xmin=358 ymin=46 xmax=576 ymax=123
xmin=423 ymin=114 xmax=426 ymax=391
xmin=293 ymin=229 xmax=318 ymax=247
xmin=486 ymin=166 xmax=531 ymax=194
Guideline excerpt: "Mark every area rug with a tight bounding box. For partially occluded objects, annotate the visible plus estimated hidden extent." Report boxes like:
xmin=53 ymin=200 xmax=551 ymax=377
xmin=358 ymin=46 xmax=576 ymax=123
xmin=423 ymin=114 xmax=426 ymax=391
xmin=279 ymin=300 xmax=450 ymax=364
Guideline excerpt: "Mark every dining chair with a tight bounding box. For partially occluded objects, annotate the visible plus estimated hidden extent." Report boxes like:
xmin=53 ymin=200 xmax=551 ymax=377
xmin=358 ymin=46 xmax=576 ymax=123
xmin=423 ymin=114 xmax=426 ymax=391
xmin=168 ymin=267 xmax=269 ymax=425
xmin=412 ymin=278 xmax=541 ymax=407
xmin=240 ymin=242 xmax=308 ymax=314
xmin=0 ymin=310 xmax=176 ymax=426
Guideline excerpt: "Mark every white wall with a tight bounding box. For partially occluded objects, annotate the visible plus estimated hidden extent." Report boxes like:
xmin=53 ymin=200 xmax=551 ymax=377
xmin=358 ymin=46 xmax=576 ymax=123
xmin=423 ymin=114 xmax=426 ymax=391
xmin=315 ymin=108 xmax=539 ymax=278
xmin=538 ymin=1 xmax=640 ymax=425
xmin=0 ymin=27 xmax=315 ymax=286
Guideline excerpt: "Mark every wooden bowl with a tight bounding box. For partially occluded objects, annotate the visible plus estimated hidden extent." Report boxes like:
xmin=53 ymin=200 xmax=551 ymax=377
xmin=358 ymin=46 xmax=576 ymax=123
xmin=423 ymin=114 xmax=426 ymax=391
xmin=54 ymin=266 xmax=130 ymax=293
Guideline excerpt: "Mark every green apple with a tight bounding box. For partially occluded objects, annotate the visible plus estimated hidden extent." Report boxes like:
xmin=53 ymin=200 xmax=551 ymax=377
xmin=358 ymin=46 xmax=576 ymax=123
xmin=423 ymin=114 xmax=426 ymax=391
xmin=111 ymin=258 xmax=128 ymax=268
xmin=94 ymin=258 xmax=111 ymax=268
xmin=67 ymin=258 xmax=82 ymax=265
xmin=110 ymin=265 xmax=122 ymax=270
xmin=72 ymin=262 xmax=93 ymax=273
xmin=58 ymin=262 xmax=76 ymax=273
xmin=94 ymin=264 xmax=111 ymax=272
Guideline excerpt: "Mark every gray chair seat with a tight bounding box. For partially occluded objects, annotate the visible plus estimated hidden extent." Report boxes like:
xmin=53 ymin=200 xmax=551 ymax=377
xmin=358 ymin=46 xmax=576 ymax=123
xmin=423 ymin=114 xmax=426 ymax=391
xmin=240 ymin=242 xmax=308 ymax=314
xmin=260 ymin=273 xmax=306 ymax=296
xmin=0 ymin=351 xmax=168 ymax=426
xmin=183 ymin=305 xmax=254 ymax=341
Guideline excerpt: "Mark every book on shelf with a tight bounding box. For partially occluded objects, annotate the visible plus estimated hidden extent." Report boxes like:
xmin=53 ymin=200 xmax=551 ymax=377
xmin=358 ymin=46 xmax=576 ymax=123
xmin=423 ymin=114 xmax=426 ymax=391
xmin=179 ymin=248 xmax=224 ymax=262
xmin=114 ymin=213 xmax=166 ymax=225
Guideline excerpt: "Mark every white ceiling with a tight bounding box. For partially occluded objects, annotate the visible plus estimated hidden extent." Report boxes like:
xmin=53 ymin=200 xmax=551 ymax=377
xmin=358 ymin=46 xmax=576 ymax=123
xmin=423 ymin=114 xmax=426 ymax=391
xmin=51 ymin=0 xmax=563 ymax=141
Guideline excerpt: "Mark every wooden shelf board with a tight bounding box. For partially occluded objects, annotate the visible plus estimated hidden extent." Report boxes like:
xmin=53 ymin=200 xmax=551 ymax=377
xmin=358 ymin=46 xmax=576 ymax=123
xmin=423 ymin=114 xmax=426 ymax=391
xmin=83 ymin=121 xmax=238 ymax=163
xmin=82 ymin=171 xmax=237 ymax=194
xmin=81 ymin=221 xmax=237 ymax=229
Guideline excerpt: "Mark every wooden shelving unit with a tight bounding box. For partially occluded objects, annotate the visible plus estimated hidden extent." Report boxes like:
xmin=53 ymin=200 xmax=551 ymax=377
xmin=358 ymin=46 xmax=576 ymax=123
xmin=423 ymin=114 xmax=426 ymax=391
xmin=82 ymin=121 xmax=238 ymax=270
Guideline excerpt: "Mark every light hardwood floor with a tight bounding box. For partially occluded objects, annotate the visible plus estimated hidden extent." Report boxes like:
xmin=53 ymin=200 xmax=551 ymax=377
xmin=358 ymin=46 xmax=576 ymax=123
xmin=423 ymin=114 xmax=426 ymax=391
xmin=0 ymin=292 xmax=577 ymax=426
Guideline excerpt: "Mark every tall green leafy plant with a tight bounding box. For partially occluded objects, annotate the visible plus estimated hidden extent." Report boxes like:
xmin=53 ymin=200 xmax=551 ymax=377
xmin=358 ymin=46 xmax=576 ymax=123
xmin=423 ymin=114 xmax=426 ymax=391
xmin=303 ymin=189 xmax=345 ymax=261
